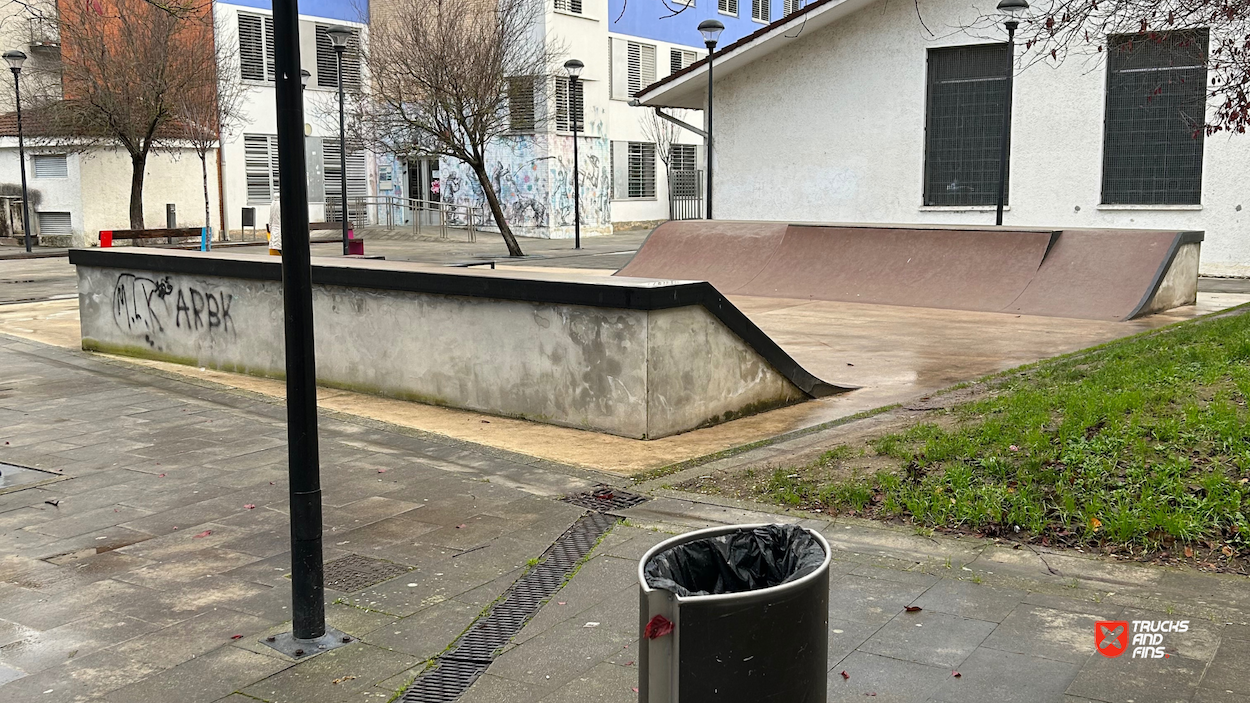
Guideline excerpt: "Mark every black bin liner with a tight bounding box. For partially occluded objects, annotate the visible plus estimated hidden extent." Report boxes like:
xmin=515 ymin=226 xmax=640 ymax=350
xmin=643 ymin=524 xmax=824 ymax=597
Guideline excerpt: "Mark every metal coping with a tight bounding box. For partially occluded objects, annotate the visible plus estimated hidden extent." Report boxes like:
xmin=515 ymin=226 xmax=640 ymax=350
xmin=561 ymin=485 xmax=650 ymax=512
xmin=323 ymin=554 xmax=413 ymax=593
xmin=67 ymin=247 xmax=850 ymax=399
xmin=400 ymin=511 xmax=618 ymax=703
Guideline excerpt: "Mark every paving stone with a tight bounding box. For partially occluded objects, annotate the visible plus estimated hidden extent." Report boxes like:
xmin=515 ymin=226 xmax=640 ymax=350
xmin=827 ymin=573 xmax=936 ymax=625
xmin=0 ymin=647 xmax=160 ymax=702
xmin=459 ymin=672 xmax=542 ymax=703
xmin=1198 ymin=636 xmax=1250 ymax=696
xmin=829 ymin=650 xmax=953 ymax=702
xmin=849 ymin=562 xmax=942 ymax=588
xmin=1117 ymin=607 xmax=1223 ymax=661
xmin=981 ymin=604 xmax=1122 ymax=664
xmin=537 ymin=660 xmax=636 ymax=702
xmin=908 ymin=576 xmax=1025 ymax=623
xmin=452 ymin=567 xmax=526 ymax=607
xmin=0 ymin=661 xmax=24 ymax=685
xmin=420 ymin=513 xmax=517 ymax=550
xmin=364 ymin=598 xmax=480 ymax=659
xmin=489 ymin=616 xmax=635 ymax=693
xmin=1194 ymin=689 xmax=1250 ymax=703
xmin=114 ymin=547 xmax=262 ymax=588
xmin=27 ymin=503 xmax=153 ymax=539
xmin=929 ymin=647 xmax=1082 ymax=702
xmin=108 ymin=607 xmax=275 ymax=670
xmin=859 ymin=609 xmax=997 ymax=668
xmin=241 ymin=641 xmax=419 ymax=703
xmin=515 ymin=555 xmax=637 ymax=644
xmin=100 ymin=644 xmax=291 ymax=703
xmin=1067 ymin=653 xmax=1206 ymax=703
xmin=826 ymin=618 xmax=882 ymax=670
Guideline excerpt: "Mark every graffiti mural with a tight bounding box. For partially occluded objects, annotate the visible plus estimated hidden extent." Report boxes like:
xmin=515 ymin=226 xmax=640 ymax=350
xmin=113 ymin=273 xmax=236 ymax=351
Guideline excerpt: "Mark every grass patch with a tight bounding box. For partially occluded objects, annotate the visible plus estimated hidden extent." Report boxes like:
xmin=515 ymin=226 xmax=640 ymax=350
xmin=749 ymin=308 xmax=1250 ymax=566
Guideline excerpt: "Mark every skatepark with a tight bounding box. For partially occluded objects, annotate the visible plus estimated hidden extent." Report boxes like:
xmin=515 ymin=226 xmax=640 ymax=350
xmin=50 ymin=220 xmax=1245 ymax=474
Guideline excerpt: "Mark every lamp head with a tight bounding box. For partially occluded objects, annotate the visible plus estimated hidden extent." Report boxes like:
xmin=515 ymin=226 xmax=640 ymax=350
xmin=563 ymin=59 xmax=584 ymax=80
xmin=325 ymin=25 xmax=353 ymax=50
xmin=300 ymin=69 xmax=311 ymax=88
xmin=698 ymin=19 xmax=724 ymax=48
xmin=996 ymin=0 xmax=1029 ymax=16
xmin=3 ymin=50 xmax=27 ymax=73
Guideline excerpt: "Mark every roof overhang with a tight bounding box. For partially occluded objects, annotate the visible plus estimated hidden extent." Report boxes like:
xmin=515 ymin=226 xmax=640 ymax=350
xmin=635 ymin=0 xmax=877 ymax=109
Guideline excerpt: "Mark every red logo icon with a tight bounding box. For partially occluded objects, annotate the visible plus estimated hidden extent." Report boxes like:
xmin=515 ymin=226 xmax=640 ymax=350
xmin=1096 ymin=621 xmax=1129 ymax=658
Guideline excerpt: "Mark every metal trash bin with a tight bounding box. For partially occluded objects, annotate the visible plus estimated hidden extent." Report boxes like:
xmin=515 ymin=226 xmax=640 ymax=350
xmin=637 ymin=523 xmax=830 ymax=703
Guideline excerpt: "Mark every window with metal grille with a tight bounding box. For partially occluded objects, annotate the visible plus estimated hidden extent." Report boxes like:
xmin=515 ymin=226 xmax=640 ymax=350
xmin=670 ymin=49 xmax=696 ymax=75
xmin=316 ymin=25 xmax=361 ymax=90
xmin=554 ymin=76 xmax=585 ymax=132
xmin=923 ymin=43 xmax=1011 ymax=207
xmin=244 ymin=134 xmax=279 ymax=203
xmin=554 ymin=0 xmax=583 ymax=13
xmin=238 ymin=13 xmax=275 ymax=82
xmin=323 ymin=137 xmax=369 ymax=221
xmin=670 ymin=144 xmax=697 ymax=171
xmin=627 ymin=41 xmax=656 ymax=97
xmin=1101 ymin=30 xmax=1208 ymax=205
xmin=508 ymin=77 xmax=536 ymax=132
xmin=719 ymin=0 xmax=738 ymax=15
xmin=752 ymin=0 xmax=770 ymax=21
xmin=32 ymin=154 xmax=67 ymax=178
xmin=37 ymin=211 xmax=71 ymax=236
xmin=783 ymin=0 xmax=802 ymax=14
xmin=669 ymin=144 xmax=698 ymax=197
xmin=628 ymin=142 xmax=656 ymax=198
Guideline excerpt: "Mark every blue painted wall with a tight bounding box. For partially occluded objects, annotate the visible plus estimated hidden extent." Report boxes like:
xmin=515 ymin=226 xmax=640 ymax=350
xmin=608 ymin=0 xmax=773 ymax=48
xmin=223 ymin=0 xmax=367 ymax=23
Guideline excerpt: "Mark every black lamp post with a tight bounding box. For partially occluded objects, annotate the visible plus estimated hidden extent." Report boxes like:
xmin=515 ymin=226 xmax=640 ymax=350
xmin=697 ymin=20 xmax=723 ymax=220
xmin=4 ymin=50 xmax=31 ymax=252
xmin=564 ymin=59 xmax=583 ymax=250
xmin=995 ymin=0 xmax=1028 ymax=226
xmin=326 ymin=25 xmax=352 ymax=254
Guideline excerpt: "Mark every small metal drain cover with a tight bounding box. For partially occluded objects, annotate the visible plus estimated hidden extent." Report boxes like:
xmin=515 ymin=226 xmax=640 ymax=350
xmin=562 ymin=485 xmax=648 ymax=512
xmin=324 ymin=554 xmax=412 ymax=592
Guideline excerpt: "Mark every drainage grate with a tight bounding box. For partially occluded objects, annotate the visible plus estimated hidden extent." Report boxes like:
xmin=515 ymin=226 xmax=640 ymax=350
xmin=400 ymin=511 xmax=619 ymax=702
xmin=323 ymin=554 xmax=412 ymax=593
xmin=561 ymin=485 xmax=649 ymax=512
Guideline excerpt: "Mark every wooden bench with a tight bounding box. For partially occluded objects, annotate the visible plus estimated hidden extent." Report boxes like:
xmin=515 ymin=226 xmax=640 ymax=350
xmin=307 ymin=221 xmax=365 ymax=254
xmin=100 ymin=228 xmax=208 ymax=248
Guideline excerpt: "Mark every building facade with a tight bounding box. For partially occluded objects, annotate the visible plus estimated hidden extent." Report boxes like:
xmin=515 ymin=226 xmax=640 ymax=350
xmin=638 ymin=0 xmax=1250 ymax=276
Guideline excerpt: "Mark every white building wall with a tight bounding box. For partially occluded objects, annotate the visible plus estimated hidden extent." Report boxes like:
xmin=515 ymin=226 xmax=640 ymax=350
xmin=79 ymin=148 xmax=220 ymax=245
xmin=713 ymin=0 xmax=1250 ymax=276
xmin=0 ymin=145 xmax=83 ymax=240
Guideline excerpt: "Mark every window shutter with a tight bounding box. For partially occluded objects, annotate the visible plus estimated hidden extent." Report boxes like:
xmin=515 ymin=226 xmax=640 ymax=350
xmin=752 ymin=0 xmax=770 ymax=21
xmin=244 ymin=134 xmax=272 ymax=203
xmin=611 ymin=141 xmax=629 ymax=199
xmin=32 ymin=154 xmax=67 ymax=178
xmin=37 ymin=212 xmax=71 ymax=236
xmin=268 ymin=135 xmax=281 ymax=197
xmin=554 ymin=77 xmax=570 ymax=132
xmin=670 ymin=49 xmax=696 ymax=75
xmin=239 ymin=13 xmax=265 ymax=81
xmin=316 ymin=25 xmax=361 ymax=89
xmin=783 ymin=0 xmax=801 ymax=14
xmin=639 ymin=44 xmax=656 ymax=92
xmin=508 ymin=77 xmax=536 ymax=132
xmin=610 ymin=38 xmax=629 ymax=100
xmin=719 ymin=0 xmax=738 ymax=14
xmin=263 ymin=15 xmax=276 ymax=82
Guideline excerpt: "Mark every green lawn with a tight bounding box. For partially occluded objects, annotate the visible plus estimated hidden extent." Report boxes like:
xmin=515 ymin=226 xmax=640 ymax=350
xmin=755 ymin=307 xmax=1250 ymax=563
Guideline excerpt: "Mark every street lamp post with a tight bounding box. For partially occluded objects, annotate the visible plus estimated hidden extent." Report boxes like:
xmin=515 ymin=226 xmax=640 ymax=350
xmin=326 ymin=26 xmax=353 ymax=255
xmin=995 ymin=0 xmax=1028 ymax=226
xmin=697 ymin=20 xmax=723 ymax=221
xmin=4 ymin=50 xmax=31 ymax=253
xmin=300 ymin=68 xmax=311 ymax=90
xmin=564 ymin=59 xmax=583 ymax=250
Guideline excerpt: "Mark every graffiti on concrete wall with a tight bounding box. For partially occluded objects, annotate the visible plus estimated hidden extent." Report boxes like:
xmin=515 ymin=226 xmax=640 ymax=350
xmin=551 ymin=137 xmax=610 ymax=228
xmin=113 ymin=273 xmax=235 ymax=351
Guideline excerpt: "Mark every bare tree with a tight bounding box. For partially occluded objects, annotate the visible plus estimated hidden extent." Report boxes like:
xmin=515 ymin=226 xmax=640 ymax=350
xmin=639 ymin=107 xmax=691 ymax=170
xmin=51 ymin=0 xmax=218 ymax=229
xmin=961 ymin=0 xmax=1249 ymax=134
xmin=175 ymin=16 xmax=246 ymax=231
xmin=360 ymin=0 xmax=558 ymax=257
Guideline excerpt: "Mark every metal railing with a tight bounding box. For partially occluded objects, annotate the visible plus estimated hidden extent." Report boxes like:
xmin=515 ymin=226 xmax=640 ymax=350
xmin=336 ymin=196 xmax=482 ymax=242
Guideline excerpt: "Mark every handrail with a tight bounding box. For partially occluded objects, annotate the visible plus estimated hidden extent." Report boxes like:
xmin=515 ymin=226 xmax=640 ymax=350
xmin=337 ymin=195 xmax=483 ymax=243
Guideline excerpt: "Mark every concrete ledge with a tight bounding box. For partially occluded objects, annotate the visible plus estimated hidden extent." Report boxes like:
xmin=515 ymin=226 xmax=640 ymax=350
xmin=70 ymin=249 xmax=848 ymax=439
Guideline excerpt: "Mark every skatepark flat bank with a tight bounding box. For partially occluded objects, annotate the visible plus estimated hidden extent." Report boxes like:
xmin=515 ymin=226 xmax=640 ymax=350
xmin=69 ymin=248 xmax=842 ymax=439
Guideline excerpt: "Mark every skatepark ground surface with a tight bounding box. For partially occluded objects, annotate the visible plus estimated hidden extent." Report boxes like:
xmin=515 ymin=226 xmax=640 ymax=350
xmin=14 ymin=230 xmax=1250 ymax=476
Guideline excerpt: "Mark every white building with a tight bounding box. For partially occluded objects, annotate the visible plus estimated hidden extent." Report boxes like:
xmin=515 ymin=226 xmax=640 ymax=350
xmin=637 ymin=0 xmax=1250 ymax=276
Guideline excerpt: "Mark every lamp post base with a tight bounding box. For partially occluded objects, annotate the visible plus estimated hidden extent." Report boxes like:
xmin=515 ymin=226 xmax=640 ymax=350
xmin=262 ymin=626 xmax=353 ymax=659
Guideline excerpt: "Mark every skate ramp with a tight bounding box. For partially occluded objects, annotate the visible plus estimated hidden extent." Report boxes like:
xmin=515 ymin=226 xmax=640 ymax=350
xmin=617 ymin=221 xmax=1202 ymax=321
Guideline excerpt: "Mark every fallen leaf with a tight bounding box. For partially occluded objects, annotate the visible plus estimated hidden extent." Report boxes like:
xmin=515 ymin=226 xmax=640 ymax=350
xmin=905 ymin=606 xmax=922 ymax=613
xmin=455 ymin=524 xmax=467 ymax=529
xmin=840 ymin=671 xmax=850 ymax=680
xmin=244 ymin=504 xmax=256 ymax=510
xmin=952 ymin=671 xmax=961 ymax=678
xmin=331 ymin=675 xmax=358 ymax=685
xmin=1089 ymin=517 xmax=1102 ymax=532
xmin=557 ymin=602 xmax=566 ymax=605
xmin=480 ymin=420 xmax=490 ymax=424
xmin=230 ymin=634 xmax=243 ymax=640
xmin=377 ymin=468 xmax=388 ymax=473
xmin=1222 ymin=545 xmax=1235 ymax=557
xmin=631 ymin=687 xmax=638 ymax=693
xmin=644 ymin=614 xmax=674 ymax=639
xmin=193 ymin=530 xmax=212 ymax=539
xmin=625 ymin=660 xmax=634 ymax=666
xmin=1184 ymin=546 xmax=1194 ymax=558
xmin=158 ymin=474 xmax=166 ymax=478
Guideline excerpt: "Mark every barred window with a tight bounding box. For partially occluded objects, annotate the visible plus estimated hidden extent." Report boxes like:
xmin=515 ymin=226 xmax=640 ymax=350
xmin=670 ymin=144 xmax=697 ymax=172
xmin=1101 ymin=30 xmax=1208 ymax=205
xmin=923 ymin=43 xmax=1011 ymax=207
xmin=752 ymin=0 xmax=770 ymax=21
xmin=669 ymin=144 xmax=699 ymax=197
xmin=554 ymin=0 xmax=583 ymax=12
xmin=627 ymin=41 xmax=656 ymax=97
xmin=554 ymin=76 xmax=584 ymax=132
xmin=508 ymin=77 xmax=536 ymax=132
xmin=628 ymin=142 xmax=656 ymax=198
xmin=239 ymin=13 xmax=275 ymax=82
xmin=670 ymin=48 xmax=696 ymax=75
xmin=315 ymin=25 xmax=362 ymax=90
xmin=718 ymin=0 xmax=738 ymax=15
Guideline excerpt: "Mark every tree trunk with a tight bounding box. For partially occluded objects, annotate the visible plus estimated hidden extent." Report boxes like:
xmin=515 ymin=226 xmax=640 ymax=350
xmin=129 ymin=151 xmax=148 ymax=230
xmin=469 ymin=161 xmax=523 ymax=257
xmin=200 ymin=153 xmax=210 ymax=229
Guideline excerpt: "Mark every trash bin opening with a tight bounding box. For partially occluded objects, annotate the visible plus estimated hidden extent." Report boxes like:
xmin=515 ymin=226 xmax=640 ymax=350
xmin=643 ymin=524 xmax=825 ymax=597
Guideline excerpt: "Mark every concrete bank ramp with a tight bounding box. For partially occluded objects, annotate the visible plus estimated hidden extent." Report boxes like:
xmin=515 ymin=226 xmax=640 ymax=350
xmin=616 ymin=221 xmax=1203 ymax=321
xmin=70 ymin=248 xmax=852 ymax=440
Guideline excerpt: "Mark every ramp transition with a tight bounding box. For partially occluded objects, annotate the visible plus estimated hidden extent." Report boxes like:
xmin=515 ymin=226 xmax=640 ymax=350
xmin=616 ymin=221 xmax=1202 ymax=321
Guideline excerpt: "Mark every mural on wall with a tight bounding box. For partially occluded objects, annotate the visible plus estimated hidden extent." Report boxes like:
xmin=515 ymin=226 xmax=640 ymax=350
xmin=550 ymin=130 xmax=610 ymax=232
